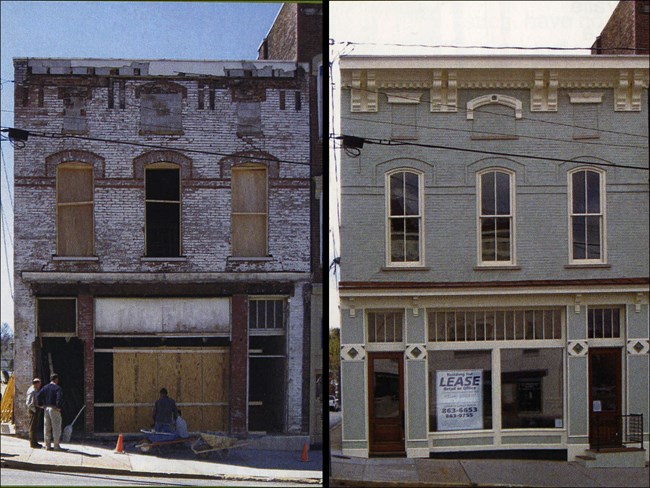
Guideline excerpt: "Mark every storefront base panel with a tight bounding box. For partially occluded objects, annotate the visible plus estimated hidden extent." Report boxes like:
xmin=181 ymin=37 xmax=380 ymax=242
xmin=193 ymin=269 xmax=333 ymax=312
xmin=407 ymin=447 xmax=430 ymax=458
xmin=342 ymin=448 xmax=370 ymax=458
xmin=428 ymin=449 xmax=567 ymax=460
xmin=430 ymin=436 xmax=494 ymax=447
xmin=501 ymin=434 xmax=565 ymax=445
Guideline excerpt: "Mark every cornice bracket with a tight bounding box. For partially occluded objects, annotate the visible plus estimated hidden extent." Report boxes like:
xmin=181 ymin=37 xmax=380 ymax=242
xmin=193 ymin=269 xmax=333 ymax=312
xmin=430 ymin=70 xmax=457 ymax=112
xmin=351 ymin=70 xmax=378 ymax=112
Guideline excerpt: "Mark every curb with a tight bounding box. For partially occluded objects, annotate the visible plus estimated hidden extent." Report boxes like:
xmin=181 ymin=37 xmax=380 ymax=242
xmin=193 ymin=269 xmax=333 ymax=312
xmin=1 ymin=459 xmax=323 ymax=485
xmin=329 ymin=479 xmax=478 ymax=488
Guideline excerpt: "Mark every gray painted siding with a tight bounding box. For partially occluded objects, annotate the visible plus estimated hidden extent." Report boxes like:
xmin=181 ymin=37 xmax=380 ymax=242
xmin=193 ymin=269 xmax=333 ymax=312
xmin=340 ymin=87 xmax=649 ymax=283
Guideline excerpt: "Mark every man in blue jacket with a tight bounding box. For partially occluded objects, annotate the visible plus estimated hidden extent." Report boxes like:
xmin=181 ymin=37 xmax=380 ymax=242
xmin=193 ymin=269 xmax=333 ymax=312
xmin=153 ymin=388 xmax=178 ymax=433
xmin=36 ymin=373 xmax=64 ymax=450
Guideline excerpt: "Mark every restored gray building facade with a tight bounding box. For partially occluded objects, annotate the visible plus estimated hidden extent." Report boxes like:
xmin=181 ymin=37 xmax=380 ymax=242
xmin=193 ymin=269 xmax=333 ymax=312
xmin=338 ymin=55 xmax=649 ymax=462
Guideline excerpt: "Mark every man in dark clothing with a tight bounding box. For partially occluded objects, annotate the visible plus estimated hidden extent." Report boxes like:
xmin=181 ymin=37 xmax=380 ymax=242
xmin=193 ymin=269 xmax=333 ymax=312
xmin=153 ymin=388 xmax=178 ymax=433
xmin=36 ymin=373 xmax=64 ymax=450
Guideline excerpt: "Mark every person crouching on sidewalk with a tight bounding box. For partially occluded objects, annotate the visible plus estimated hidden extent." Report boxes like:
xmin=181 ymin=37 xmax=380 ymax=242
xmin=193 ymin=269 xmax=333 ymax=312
xmin=36 ymin=373 xmax=64 ymax=451
xmin=26 ymin=378 xmax=42 ymax=448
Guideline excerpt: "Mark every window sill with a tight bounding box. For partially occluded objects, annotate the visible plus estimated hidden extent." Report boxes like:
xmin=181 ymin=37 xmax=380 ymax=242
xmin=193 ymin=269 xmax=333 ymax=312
xmin=381 ymin=266 xmax=430 ymax=271
xmin=470 ymin=135 xmax=519 ymax=141
xmin=228 ymin=256 xmax=274 ymax=262
xmin=141 ymin=257 xmax=188 ymax=262
xmin=52 ymin=256 xmax=99 ymax=262
xmin=565 ymin=263 xmax=611 ymax=269
xmin=139 ymin=130 xmax=185 ymax=136
xmin=474 ymin=265 xmax=521 ymax=271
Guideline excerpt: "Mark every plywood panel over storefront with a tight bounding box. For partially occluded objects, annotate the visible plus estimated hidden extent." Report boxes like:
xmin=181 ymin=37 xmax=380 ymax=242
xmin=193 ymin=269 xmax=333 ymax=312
xmin=111 ymin=348 xmax=229 ymax=433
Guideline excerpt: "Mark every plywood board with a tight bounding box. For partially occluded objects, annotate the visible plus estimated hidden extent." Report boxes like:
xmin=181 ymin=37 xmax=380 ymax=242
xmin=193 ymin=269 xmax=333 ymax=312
xmin=157 ymin=351 xmax=181 ymax=400
xmin=135 ymin=353 xmax=158 ymax=405
xmin=203 ymin=352 xmax=229 ymax=404
xmin=203 ymin=406 xmax=228 ymax=432
xmin=181 ymin=406 xmax=202 ymax=433
xmin=180 ymin=353 xmax=202 ymax=403
xmin=113 ymin=353 xmax=135 ymax=403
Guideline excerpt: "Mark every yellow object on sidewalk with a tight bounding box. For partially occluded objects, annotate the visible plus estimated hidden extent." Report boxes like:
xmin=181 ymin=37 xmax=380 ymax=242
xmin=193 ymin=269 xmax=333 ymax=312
xmin=0 ymin=375 xmax=15 ymax=423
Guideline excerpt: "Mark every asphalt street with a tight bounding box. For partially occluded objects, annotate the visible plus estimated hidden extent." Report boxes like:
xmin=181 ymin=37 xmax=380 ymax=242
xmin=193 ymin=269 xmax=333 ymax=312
xmin=0 ymin=467 xmax=315 ymax=487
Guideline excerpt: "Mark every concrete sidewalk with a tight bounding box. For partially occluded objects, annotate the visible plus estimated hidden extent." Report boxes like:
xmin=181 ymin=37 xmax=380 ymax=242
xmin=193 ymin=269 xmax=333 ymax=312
xmin=0 ymin=434 xmax=322 ymax=485
xmin=329 ymin=423 xmax=649 ymax=487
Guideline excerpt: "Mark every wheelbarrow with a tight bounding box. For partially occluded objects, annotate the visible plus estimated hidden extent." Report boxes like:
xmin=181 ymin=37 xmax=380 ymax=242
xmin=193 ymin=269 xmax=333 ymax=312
xmin=190 ymin=432 xmax=252 ymax=459
xmin=135 ymin=429 xmax=197 ymax=453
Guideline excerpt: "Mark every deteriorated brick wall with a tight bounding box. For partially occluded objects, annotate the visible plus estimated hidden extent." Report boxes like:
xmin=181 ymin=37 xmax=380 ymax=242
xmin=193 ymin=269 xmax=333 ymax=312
xmin=592 ymin=0 xmax=649 ymax=54
xmin=12 ymin=60 xmax=311 ymax=435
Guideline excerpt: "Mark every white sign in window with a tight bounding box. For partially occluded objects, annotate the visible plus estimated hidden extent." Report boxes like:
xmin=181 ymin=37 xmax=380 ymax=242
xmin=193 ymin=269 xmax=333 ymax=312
xmin=436 ymin=369 xmax=483 ymax=431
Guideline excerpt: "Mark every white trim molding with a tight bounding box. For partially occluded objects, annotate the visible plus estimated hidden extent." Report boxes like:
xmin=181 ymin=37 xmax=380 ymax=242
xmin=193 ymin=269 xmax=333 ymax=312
xmin=405 ymin=344 xmax=427 ymax=361
xmin=568 ymin=340 xmax=588 ymax=357
xmin=626 ymin=339 xmax=650 ymax=355
xmin=431 ymin=70 xmax=457 ymax=112
xmin=466 ymin=94 xmax=522 ymax=120
xmin=385 ymin=91 xmax=423 ymax=104
xmin=341 ymin=344 xmax=366 ymax=362
xmin=615 ymin=69 xmax=644 ymax=111
xmin=568 ymin=92 xmax=604 ymax=104
xmin=531 ymin=70 xmax=558 ymax=112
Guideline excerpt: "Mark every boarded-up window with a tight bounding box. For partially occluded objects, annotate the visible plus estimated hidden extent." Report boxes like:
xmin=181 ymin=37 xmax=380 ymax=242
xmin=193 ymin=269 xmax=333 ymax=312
xmin=145 ymin=164 xmax=180 ymax=257
xmin=237 ymin=102 xmax=262 ymax=136
xmin=572 ymin=104 xmax=599 ymax=139
xmin=391 ymin=104 xmax=417 ymax=140
xmin=62 ymin=96 xmax=88 ymax=133
xmin=472 ymin=104 xmax=516 ymax=139
xmin=38 ymin=298 xmax=77 ymax=335
xmin=57 ymin=163 xmax=94 ymax=256
xmin=140 ymin=93 xmax=183 ymax=134
xmin=232 ymin=165 xmax=267 ymax=257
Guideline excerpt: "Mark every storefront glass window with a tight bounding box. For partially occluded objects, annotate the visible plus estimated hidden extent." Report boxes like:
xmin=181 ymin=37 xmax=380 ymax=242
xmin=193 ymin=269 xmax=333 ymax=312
xmin=501 ymin=348 xmax=564 ymax=429
xmin=428 ymin=350 xmax=492 ymax=432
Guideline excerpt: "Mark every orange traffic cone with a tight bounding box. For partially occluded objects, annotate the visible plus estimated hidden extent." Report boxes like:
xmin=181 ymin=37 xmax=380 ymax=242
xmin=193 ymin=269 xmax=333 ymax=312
xmin=300 ymin=442 xmax=309 ymax=462
xmin=114 ymin=433 xmax=124 ymax=454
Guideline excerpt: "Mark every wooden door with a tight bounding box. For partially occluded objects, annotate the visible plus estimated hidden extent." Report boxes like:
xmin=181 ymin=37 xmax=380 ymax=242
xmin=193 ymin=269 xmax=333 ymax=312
xmin=368 ymin=352 xmax=405 ymax=456
xmin=588 ymin=348 xmax=622 ymax=448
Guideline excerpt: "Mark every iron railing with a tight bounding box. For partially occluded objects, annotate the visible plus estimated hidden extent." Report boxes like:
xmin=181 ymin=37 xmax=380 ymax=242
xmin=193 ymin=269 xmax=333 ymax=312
xmin=591 ymin=413 xmax=643 ymax=451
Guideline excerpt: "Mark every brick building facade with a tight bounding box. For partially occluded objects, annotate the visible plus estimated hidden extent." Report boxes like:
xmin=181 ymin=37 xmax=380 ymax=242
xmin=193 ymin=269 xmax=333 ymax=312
xmin=12 ymin=57 xmax=313 ymax=447
xmin=338 ymin=55 xmax=649 ymax=463
xmin=592 ymin=0 xmax=650 ymax=55
xmin=259 ymin=3 xmax=324 ymax=445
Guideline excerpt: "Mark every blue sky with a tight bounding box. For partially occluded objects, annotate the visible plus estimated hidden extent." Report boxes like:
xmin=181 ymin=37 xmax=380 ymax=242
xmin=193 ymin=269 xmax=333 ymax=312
xmin=0 ymin=1 xmax=282 ymax=329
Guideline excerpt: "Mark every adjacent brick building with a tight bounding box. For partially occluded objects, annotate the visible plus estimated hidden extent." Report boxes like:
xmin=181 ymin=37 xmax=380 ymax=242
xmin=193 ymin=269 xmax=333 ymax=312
xmin=338 ymin=55 xmax=649 ymax=463
xmin=259 ymin=2 xmax=324 ymax=445
xmin=592 ymin=0 xmax=650 ymax=55
xmin=12 ymin=57 xmax=313 ymax=448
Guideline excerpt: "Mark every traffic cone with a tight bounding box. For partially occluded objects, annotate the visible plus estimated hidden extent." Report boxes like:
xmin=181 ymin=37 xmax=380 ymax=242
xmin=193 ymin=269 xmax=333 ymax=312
xmin=300 ymin=442 xmax=309 ymax=462
xmin=114 ymin=433 xmax=124 ymax=454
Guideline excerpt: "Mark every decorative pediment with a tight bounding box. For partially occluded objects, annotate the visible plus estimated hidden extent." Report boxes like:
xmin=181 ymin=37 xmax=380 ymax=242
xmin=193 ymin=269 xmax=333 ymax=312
xmin=466 ymin=94 xmax=522 ymax=120
xmin=385 ymin=91 xmax=423 ymax=104
xmin=351 ymin=70 xmax=378 ymax=112
xmin=568 ymin=92 xmax=604 ymax=104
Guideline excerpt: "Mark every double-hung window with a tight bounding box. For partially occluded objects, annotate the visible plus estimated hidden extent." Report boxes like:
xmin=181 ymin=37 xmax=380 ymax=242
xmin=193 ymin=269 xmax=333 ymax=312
xmin=386 ymin=170 xmax=423 ymax=266
xmin=569 ymin=168 xmax=605 ymax=263
xmin=478 ymin=169 xmax=515 ymax=265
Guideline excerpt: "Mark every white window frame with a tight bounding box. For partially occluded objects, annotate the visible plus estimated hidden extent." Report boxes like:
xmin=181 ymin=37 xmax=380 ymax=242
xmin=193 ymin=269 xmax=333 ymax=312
xmin=385 ymin=168 xmax=425 ymax=267
xmin=476 ymin=168 xmax=516 ymax=266
xmin=568 ymin=167 xmax=607 ymax=264
xmin=366 ymin=309 xmax=406 ymax=346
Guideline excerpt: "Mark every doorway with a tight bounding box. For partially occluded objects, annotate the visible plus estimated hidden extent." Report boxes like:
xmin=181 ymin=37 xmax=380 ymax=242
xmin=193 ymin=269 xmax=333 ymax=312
xmin=368 ymin=352 xmax=405 ymax=456
xmin=588 ymin=348 xmax=622 ymax=448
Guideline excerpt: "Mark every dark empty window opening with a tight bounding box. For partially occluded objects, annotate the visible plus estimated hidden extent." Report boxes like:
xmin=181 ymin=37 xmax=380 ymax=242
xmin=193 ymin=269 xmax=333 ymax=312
xmin=295 ymin=91 xmax=301 ymax=111
xmin=38 ymin=298 xmax=77 ymax=335
xmin=279 ymin=91 xmax=286 ymax=110
xmin=249 ymin=298 xmax=285 ymax=330
xmin=145 ymin=165 xmax=181 ymax=257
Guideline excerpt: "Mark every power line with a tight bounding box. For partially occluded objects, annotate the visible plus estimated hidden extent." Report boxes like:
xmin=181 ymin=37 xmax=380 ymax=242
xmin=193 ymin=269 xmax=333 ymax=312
xmin=0 ymin=127 xmax=311 ymax=167
xmin=0 ymin=144 xmax=14 ymax=210
xmin=340 ymin=85 xmax=649 ymax=140
xmin=335 ymin=134 xmax=649 ymax=171
xmin=330 ymin=39 xmax=648 ymax=52
xmin=1 ymin=206 xmax=13 ymax=300
xmin=0 ymin=203 xmax=13 ymax=249
xmin=341 ymin=115 xmax=648 ymax=150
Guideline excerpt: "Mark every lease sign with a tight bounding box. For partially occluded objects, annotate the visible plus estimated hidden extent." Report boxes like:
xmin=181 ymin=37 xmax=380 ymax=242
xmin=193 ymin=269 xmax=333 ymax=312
xmin=436 ymin=370 xmax=483 ymax=431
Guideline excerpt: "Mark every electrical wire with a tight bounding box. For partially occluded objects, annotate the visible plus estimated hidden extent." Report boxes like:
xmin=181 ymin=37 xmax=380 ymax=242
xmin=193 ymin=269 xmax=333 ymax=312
xmin=0 ymin=127 xmax=311 ymax=167
xmin=0 ymin=144 xmax=14 ymax=210
xmin=339 ymin=85 xmax=649 ymax=140
xmin=341 ymin=115 xmax=648 ymax=150
xmin=334 ymin=134 xmax=649 ymax=171
xmin=1 ymin=205 xmax=13 ymax=300
xmin=330 ymin=39 xmax=648 ymax=52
